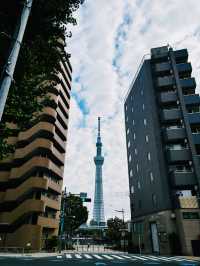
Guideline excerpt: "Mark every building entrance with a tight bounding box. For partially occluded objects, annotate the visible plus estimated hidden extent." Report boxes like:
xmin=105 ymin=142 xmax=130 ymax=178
xmin=150 ymin=223 xmax=160 ymax=253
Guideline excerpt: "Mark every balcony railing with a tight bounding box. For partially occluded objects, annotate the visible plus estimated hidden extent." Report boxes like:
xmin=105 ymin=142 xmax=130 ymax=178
xmin=166 ymin=148 xmax=191 ymax=162
xmin=163 ymin=127 xmax=186 ymax=142
xmin=170 ymin=170 xmax=196 ymax=187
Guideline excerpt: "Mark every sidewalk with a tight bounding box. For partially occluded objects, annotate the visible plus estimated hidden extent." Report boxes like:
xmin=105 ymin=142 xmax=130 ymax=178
xmin=0 ymin=252 xmax=57 ymax=258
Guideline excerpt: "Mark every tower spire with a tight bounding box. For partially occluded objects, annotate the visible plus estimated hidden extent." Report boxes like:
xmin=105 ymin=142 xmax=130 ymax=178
xmin=98 ymin=117 xmax=100 ymax=136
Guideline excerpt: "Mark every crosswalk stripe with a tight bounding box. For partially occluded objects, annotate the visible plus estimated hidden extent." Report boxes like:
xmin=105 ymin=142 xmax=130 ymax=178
xmin=102 ymin=255 xmax=114 ymax=260
xmin=75 ymin=254 xmax=82 ymax=259
xmin=84 ymin=254 xmax=92 ymax=259
xmin=158 ymin=257 xmax=172 ymax=261
xmin=121 ymin=255 xmax=133 ymax=259
xmin=167 ymin=257 xmax=187 ymax=262
xmin=111 ymin=255 xmax=125 ymax=260
xmin=65 ymin=254 xmax=72 ymax=259
xmin=141 ymin=255 xmax=159 ymax=261
xmin=93 ymin=255 xmax=103 ymax=260
xmin=131 ymin=255 xmax=148 ymax=261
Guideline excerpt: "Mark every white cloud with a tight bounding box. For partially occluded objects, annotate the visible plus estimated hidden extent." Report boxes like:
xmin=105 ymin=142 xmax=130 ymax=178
xmin=64 ymin=0 xmax=200 ymax=221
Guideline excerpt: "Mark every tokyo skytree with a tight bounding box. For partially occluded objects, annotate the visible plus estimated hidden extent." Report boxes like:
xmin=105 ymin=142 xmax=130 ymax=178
xmin=92 ymin=117 xmax=106 ymax=227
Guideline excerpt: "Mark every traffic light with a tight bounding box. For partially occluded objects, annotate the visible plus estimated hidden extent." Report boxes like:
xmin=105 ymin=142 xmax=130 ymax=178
xmin=82 ymin=198 xmax=91 ymax=202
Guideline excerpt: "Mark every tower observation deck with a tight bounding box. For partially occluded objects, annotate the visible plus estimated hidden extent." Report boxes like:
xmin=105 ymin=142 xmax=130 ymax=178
xmin=91 ymin=117 xmax=106 ymax=227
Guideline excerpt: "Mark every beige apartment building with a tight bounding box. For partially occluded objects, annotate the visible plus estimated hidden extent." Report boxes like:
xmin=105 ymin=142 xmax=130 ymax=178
xmin=0 ymin=42 xmax=72 ymax=250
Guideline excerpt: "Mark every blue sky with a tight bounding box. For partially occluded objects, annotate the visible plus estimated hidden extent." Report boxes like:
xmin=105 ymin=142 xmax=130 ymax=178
xmin=64 ymin=0 xmax=200 ymax=221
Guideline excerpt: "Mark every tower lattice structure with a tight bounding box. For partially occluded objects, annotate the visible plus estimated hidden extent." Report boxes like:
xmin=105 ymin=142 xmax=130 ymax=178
xmin=92 ymin=117 xmax=106 ymax=227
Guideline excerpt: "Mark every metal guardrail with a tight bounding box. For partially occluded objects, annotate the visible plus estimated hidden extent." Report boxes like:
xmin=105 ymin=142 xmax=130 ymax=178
xmin=0 ymin=247 xmax=25 ymax=253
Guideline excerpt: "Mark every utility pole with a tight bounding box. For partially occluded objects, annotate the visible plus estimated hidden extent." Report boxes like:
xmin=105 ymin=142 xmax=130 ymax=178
xmin=115 ymin=209 xmax=126 ymax=253
xmin=0 ymin=0 xmax=33 ymax=121
xmin=59 ymin=187 xmax=67 ymax=253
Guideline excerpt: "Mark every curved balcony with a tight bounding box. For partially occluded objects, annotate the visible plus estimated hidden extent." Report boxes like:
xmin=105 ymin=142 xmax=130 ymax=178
xmin=0 ymin=171 xmax=10 ymax=181
xmin=18 ymin=122 xmax=55 ymax=142
xmin=10 ymin=157 xmax=63 ymax=180
xmin=0 ymin=199 xmax=45 ymax=224
xmin=46 ymin=178 xmax=62 ymax=194
xmin=14 ymin=138 xmax=64 ymax=166
xmin=4 ymin=177 xmax=48 ymax=202
xmin=60 ymin=61 xmax=72 ymax=91
xmin=41 ymin=195 xmax=60 ymax=211
xmin=38 ymin=216 xmax=59 ymax=229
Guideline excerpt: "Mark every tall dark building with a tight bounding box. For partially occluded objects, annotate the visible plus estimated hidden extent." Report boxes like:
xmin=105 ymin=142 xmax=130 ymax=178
xmin=124 ymin=46 xmax=200 ymax=256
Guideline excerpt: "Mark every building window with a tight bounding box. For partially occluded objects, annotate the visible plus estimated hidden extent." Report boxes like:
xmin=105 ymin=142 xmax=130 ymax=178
xmin=142 ymin=104 xmax=145 ymax=111
xmin=145 ymin=135 xmax=149 ymax=143
xmin=133 ymin=119 xmax=135 ymax=126
xmin=133 ymin=133 xmax=136 ymax=140
xmin=147 ymin=152 xmax=151 ymax=161
xmin=150 ymin=172 xmax=154 ymax=183
xmin=129 ymin=154 xmax=132 ymax=162
xmin=152 ymin=193 xmax=157 ymax=207
xmin=136 ymin=164 xmax=139 ymax=172
xmin=141 ymin=90 xmax=144 ymax=95
xmin=131 ymin=107 xmax=134 ymax=113
xmin=127 ymin=128 xmax=130 ymax=135
xmin=128 ymin=140 xmax=131 ymax=148
xmin=130 ymin=169 xmax=133 ymax=177
xmin=138 ymin=200 xmax=142 ymax=209
xmin=135 ymin=148 xmax=138 ymax=155
xmin=125 ymin=105 xmax=128 ymax=111
xmin=131 ymin=186 xmax=134 ymax=194
xmin=126 ymin=116 xmax=129 ymax=122
xmin=144 ymin=119 xmax=147 ymax=126
xmin=138 ymin=181 xmax=141 ymax=189
xmin=131 ymin=96 xmax=133 ymax=101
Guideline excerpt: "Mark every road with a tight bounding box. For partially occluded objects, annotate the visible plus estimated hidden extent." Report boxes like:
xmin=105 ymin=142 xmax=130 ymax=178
xmin=0 ymin=253 xmax=199 ymax=266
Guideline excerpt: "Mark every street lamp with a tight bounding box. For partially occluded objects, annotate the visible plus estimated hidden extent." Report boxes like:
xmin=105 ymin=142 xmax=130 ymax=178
xmin=0 ymin=0 xmax=34 ymax=121
xmin=59 ymin=188 xmax=67 ymax=253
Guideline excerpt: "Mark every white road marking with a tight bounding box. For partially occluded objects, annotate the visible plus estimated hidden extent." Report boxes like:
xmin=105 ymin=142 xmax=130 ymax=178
xmin=84 ymin=254 xmax=92 ymax=259
xmin=121 ymin=255 xmax=133 ymax=259
xmin=93 ymin=255 xmax=103 ymax=259
xmin=131 ymin=255 xmax=148 ymax=261
xmin=111 ymin=255 xmax=125 ymax=260
xmin=75 ymin=254 xmax=82 ymax=259
xmin=142 ymin=255 xmax=159 ymax=261
xmin=65 ymin=254 xmax=72 ymax=259
xmin=102 ymin=255 xmax=114 ymax=260
xmin=158 ymin=256 xmax=172 ymax=261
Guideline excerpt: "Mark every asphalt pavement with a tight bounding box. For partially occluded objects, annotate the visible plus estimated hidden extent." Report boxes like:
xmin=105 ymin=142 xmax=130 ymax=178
xmin=0 ymin=253 xmax=199 ymax=266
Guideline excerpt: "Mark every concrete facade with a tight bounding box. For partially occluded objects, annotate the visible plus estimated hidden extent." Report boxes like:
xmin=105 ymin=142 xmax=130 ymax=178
xmin=125 ymin=46 xmax=200 ymax=255
xmin=0 ymin=41 xmax=72 ymax=250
